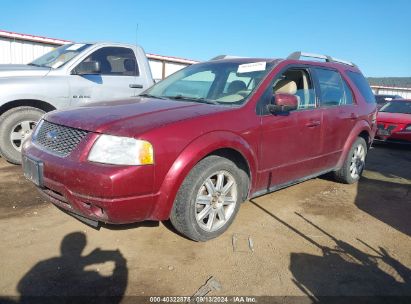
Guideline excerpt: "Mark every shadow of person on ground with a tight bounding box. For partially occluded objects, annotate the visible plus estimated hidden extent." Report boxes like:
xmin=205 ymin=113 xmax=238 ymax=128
xmin=16 ymin=232 xmax=128 ymax=304
xmin=250 ymin=200 xmax=411 ymax=301
xmin=354 ymin=143 xmax=411 ymax=237
xmin=289 ymin=213 xmax=411 ymax=300
xmin=355 ymin=176 xmax=411 ymax=237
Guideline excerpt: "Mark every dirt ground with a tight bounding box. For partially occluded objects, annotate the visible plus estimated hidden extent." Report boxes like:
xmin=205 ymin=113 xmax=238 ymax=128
xmin=0 ymin=143 xmax=410 ymax=302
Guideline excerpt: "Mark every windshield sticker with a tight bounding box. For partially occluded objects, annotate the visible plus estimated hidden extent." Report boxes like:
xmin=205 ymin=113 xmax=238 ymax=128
xmin=66 ymin=43 xmax=85 ymax=51
xmin=237 ymin=62 xmax=266 ymax=73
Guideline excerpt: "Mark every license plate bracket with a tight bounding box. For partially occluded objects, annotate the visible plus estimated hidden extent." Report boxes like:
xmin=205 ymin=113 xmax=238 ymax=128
xmin=22 ymin=155 xmax=44 ymax=187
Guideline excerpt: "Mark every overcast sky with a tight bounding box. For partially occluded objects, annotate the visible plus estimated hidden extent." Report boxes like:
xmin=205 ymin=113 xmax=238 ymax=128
xmin=1 ymin=0 xmax=410 ymax=77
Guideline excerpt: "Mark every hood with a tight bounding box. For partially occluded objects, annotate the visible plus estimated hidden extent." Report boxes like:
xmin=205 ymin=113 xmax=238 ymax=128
xmin=377 ymin=112 xmax=411 ymax=125
xmin=0 ymin=64 xmax=51 ymax=78
xmin=45 ymin=97 xmax=230 ymax=137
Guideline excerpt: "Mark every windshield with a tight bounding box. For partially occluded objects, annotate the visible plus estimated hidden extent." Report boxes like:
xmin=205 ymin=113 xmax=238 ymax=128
xmin=380 ymin=101 xmax=411 ymax=114
xmin=29 ymin=43 xmax=91 ymax=69
xmin=143 ymin=60 xmax=274 ymax=105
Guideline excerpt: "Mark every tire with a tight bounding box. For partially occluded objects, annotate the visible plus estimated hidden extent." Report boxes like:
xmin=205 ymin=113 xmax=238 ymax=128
xmin=334 ymin=137 xmax=367 ymax=184
xmin=0 ymin=107 xmax=45 ymax=164
xmin=170 ymin=155 xmax=249 ymax=241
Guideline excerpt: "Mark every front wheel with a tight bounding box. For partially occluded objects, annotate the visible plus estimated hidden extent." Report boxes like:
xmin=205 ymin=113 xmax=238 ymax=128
xmin=334 ymin=137 xmax=367 ymax=184
xmin=170 ymin=155 xmax=248 ymax=241
xmin=0 ymin=107 xmax=45 ymax=164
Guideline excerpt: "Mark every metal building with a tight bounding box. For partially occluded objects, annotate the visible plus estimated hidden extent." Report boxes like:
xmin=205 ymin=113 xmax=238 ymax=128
xmin=0 ymin=29 xmax=198 ymax=81
xmin=371 ymin=85 xmax=411 ymax=99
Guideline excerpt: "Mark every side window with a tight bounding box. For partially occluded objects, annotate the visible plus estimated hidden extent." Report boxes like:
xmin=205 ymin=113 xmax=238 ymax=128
xmin=346 ymin=71 xmax=376 ymax=104
xmin=82 ymin=47 xmax=139 ymax=76
xmin=314 ymin=68 xmax=346 ymax=107
xmin=342 ymin=78 xmax=354 ymax=105
xmin=272 ymin=68 xmax=316 ymax=110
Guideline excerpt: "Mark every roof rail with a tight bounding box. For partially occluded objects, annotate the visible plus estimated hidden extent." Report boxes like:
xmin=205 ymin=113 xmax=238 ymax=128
xmin=211 ymin=55 xmax=245 ymax=60
xmin=287 ymin=51 xmax=356 ymax=67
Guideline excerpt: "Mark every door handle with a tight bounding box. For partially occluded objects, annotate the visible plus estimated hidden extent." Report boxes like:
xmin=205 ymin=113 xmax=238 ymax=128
xmin=350 ymin=113 xmax=358 ymax=120
xmin=305 ymin=120 xmax=321 ymax=127
xmin=129 ymin=84 xmax=143 ymax=89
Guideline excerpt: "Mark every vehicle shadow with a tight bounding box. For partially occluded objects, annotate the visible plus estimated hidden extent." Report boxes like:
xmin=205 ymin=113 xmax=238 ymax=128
xmin=250 ymin=200 xmax=411 ymax=301
xmin=4 ymin=231 xmax=128 ymax=304
xmin=354 ymin=143 xmax=411 ymax=237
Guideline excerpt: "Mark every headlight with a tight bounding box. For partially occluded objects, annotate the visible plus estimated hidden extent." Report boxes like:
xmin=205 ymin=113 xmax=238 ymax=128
xmin=88 ymin=134 xmax=154 ymax=165
xmin=405 ymin=125 xmax=411 ymax=131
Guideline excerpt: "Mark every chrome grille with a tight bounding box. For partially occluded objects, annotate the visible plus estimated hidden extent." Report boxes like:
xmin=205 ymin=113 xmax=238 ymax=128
xmin=33 ymin=120 xmax=89 ymax=157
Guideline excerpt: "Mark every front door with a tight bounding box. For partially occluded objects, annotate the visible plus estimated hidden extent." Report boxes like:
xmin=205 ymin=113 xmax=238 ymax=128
xmin=69 ymin=46 xmax=143 ymax=105
xmin=258 ymin=67 xmax=323 ymax=191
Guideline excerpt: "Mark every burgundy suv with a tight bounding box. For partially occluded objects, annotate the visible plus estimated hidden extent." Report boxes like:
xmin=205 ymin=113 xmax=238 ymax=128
xmin=22 ymin=52 xmax=377 ymax=241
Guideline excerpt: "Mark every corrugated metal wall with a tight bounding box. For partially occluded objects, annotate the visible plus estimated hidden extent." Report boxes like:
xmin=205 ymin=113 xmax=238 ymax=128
xmin=371 ymin=87 xmax=411 ymax=99
xmin=0 ymin=38 xmax=55 ymax=64
xmin=0 ymin=36 xmax=190 ymax=81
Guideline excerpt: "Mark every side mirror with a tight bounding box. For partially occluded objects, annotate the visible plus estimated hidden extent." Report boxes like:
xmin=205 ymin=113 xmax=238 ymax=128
xmin=72 ymin=61 xmax=101 ymax=75
xmin=267 ymin=93 xmax=298 ymax=114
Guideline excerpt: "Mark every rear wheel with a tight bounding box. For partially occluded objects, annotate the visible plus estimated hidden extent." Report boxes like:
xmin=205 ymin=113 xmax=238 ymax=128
xmin=334 ymin=137 xmax=367 ymax=184
xmin=0 ymin=107 xmax=45 ymax=164
xmin=170 ymin=155 xmax=248 ymax=241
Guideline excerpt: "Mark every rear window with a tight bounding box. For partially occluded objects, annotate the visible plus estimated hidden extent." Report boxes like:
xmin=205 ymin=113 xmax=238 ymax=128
xmin=346 ymin=71 xmax=376 ymax=104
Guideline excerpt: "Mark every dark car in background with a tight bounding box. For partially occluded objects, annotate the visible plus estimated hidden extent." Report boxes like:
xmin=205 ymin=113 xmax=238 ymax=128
xmin=375 ymin=94 xmax=403 ymax=109
xmin=376 ymin=99 xmax=411 ymax=143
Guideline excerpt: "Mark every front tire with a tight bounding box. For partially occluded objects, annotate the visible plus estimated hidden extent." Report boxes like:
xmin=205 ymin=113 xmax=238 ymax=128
xmin=170 ymin=155 xmax=248 ymax=241
xmin=334 ymin=137 xmax=367 ymax=184
xmin=0 ymin=107 xmax=45 ymax=164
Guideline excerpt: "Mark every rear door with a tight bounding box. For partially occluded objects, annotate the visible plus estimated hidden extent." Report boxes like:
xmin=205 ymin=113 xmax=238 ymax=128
xmin=69 ymin=46 xmax=143 ymax=105
xmin=312 ymin=68 xmax=357 ymax=168
xmin=258 ymin=66 xmax=324 ymax=190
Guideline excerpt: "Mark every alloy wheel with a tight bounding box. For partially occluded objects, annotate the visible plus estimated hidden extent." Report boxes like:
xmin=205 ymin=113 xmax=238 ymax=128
xmin=350 ymin=144 xmax=366 ymax=179
xmin=195 ymin=170 xmax=238 ymax=232
xmin=10 ymin=120 xmax=37 ymax=151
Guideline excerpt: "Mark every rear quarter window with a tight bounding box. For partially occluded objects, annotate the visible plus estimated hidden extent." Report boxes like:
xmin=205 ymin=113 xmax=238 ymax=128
xmin=346 ymin=71 xmax=376 ymax=104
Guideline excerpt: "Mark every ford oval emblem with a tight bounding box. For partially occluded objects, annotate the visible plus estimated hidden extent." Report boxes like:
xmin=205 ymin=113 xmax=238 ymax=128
xmin=46 ymin=130 xmax=59 ymax=141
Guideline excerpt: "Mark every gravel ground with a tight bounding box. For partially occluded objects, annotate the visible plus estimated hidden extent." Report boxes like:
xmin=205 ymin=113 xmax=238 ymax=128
xmin=0 ymin=143 xmax=410 ymax=303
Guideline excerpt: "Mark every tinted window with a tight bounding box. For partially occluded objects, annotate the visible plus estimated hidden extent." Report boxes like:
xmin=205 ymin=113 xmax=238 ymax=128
xmin=82 ymin=47 xmax=139 ymax=76
xmin=315 ymin=68 xmax=346 ymax=107
xmin=346 ymin=71 xmax=376 ymax=104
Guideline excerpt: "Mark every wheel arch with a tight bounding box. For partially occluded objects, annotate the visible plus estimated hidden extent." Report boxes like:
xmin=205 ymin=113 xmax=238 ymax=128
xmin=0 ymin=99 xmax=56 ymax=117
xmin=151 ymin=131 xmax=258 ymax=220
xmin=336 ymin=121 xmax=372 ymax=169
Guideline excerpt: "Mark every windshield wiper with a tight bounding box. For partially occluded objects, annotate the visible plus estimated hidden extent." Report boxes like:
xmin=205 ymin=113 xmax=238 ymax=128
xmin=163 ymin=95 xmax=219 ymax=105
xmin=27 ymin=63 xmax=42 ymax=67
xmin=139 ymin=93 xmax=166 ymax=100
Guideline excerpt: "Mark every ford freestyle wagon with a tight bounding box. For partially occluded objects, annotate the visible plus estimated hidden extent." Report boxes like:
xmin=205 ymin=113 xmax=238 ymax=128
xmin=22 ymin=52 xmax=377 ymax=241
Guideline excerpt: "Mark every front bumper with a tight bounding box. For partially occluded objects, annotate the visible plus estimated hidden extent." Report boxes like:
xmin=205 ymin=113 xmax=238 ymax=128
xmin=375 ymin=130 xmax=411 ymax=144
xmin=22 ymin=136 xmax=158 ymax=224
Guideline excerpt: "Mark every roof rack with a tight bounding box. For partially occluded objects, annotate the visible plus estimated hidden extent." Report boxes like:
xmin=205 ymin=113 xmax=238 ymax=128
xmin=287 ymin=51 xmax=356 ymax=67
xmin=211 ymin=55 xmax=245 ymax=60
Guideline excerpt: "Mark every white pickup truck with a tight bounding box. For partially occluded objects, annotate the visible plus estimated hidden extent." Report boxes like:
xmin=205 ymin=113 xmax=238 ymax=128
xmin=0 ymin=42 xmax=155 ymax=164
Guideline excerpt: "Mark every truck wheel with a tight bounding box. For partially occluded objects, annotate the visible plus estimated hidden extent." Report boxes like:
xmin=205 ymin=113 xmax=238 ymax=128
xmin=333 ymin=137 xmax=367 ymax=184
xmin=0 ymin=107 xmax=45 ymax=165
xmin=170 ymin=155 xmax=248 ymax=241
